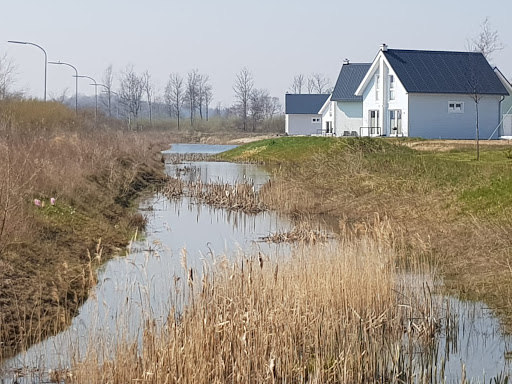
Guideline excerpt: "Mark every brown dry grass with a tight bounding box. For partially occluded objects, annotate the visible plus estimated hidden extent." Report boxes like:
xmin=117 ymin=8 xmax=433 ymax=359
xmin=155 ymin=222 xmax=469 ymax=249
xmin=71 ymin=220 xmax=439 ymax=383
xmin=254 ymin=139 xmax=512 ymax=330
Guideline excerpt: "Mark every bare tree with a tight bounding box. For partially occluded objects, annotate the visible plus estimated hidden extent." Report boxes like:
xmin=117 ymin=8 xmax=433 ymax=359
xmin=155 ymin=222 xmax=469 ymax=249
xmin=290 ymin=74 xmax=305 ymax=94
xmin=196 ymin=73 xmax=210 ymax=120
xmin=311 ymin=73 xmax=330 ymax=93
xmin=306 ymin=77 xmax=315 ymax=94
xmin=204 ymin=83 xmax=213 ymax=121
xmin=466 ymin=55 xmax=483 ymax=160
xmin=470 ymin=17 xmax=504 ymax=61
xmin=141 ymin=70 xmax=155 ymax=125
xmin=119 ymin=65 xmax=144 ymax=126
xmin=265 ymin=96 xmax=282 ymax=119
xmin=0 ymin=54 xmax=17 ymax=100
xmin=101 ymin=64 xmax=114 ymax=117
xmin=233 ymin=67 xmax=254 ymax=131
xmin=185 ymin=69 xmax=200 ymax=126
xmin=215 ymin=101 xmax=223 ymax=117
xmin=165 ymin=73 xmax=185 ymax=130
xmin=249 ymin=88 xmax=268 ymax=131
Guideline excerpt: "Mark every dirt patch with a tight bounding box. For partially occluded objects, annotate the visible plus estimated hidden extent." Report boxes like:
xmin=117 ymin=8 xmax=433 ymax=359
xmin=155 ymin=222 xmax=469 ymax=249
xmin=407 ymin=139 xmax=512 ymax=152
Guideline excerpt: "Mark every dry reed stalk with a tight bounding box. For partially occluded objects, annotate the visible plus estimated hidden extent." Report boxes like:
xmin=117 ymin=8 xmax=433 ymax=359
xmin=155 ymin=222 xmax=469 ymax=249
xmin=162 ymin=178 xmax=267 ymax=213
xmin=260 ymin=220 xmax=332 ymax=244
xmin=70 ymin=226 xmax=441 ymax=383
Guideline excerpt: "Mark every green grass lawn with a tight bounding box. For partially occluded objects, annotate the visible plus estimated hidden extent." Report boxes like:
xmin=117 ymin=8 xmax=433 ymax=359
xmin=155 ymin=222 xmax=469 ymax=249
xmin=220 ymin=136 xmax=512 ymax=219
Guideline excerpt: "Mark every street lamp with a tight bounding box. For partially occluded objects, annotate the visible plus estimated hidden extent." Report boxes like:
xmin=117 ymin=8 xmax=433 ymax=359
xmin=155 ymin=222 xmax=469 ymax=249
xmin=74 ymin=75 xmax=98 ymax=120
xmin=49 ymin=61 xmax=78 ymax=114
xmin=8 ymin=40 xmax=48 ymax=101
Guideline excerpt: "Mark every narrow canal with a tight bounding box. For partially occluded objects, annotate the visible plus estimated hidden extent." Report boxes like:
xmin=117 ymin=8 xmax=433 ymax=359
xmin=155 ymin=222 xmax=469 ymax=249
xmin=1 ymin=144 xmax=511 ymax=383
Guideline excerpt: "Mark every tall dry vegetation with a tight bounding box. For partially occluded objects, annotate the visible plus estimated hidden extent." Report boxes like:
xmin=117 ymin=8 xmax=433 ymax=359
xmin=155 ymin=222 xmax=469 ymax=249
xmin=0 ymin=100 xmax=170 ymax=356
xmin=255 ymin=138 xmax=512 ymax=328
xmin=72 ymin=220 xmax=439 ymax=383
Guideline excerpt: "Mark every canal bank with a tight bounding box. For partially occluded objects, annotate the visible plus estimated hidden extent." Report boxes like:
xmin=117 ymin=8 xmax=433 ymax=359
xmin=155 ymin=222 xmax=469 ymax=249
xmin=2 ymin=143 xmax=511 ymax=383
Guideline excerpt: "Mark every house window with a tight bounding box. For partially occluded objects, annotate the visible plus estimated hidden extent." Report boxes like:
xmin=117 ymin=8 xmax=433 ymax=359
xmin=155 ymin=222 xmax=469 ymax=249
xmin=448 ymin=101 xmax=464 ymax=113
xmin=312 ymin=117 xmax=321 ymax=123
xmin=369 ymin=110 xmax=380 ymax=135
xmin=389 ymin=75 xmax=395 ymax=100
xmin=390 ymin=110 xmax=402 ymax=135
xmin=375 ymin=75 xmax=380 ymax=100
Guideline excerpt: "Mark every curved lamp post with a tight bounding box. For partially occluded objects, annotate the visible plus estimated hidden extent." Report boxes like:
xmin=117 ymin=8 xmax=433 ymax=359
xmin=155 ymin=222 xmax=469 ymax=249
xmin=74 ymin=75 xmax=98 ymax=120
xmin=8 ymin=40 xmax=47 ymax=101
xmin=49 ymin=61 xmax=78 ymax=114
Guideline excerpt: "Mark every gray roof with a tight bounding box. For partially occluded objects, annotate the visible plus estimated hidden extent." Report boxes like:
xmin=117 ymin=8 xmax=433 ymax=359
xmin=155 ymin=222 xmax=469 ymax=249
xmin=331 ymin=63 xmax=371 ymax=101
xmin=383 ymin=49 xmax=508 ymax=95
xmin=285 ymin=93 xmax=330 ymax=114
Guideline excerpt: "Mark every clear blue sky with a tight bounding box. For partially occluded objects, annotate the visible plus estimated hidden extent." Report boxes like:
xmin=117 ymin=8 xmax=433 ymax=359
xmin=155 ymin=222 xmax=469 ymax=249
xmin=1 ymin=0 xmax=510 ymax=106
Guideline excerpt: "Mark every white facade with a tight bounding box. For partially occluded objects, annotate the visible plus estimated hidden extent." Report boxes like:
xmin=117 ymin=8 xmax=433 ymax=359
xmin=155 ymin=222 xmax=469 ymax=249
xmin=319 ymin=99 xmax=334 ymax=135
xmin=320 ymin=99 xmax=365 ymax=137
xmin=285 ymin=114 xmax=323 ymax=135
xmin=408 ymin=94 xmax=502 ymax=139
xmin=356 ymin=47 xmax=504 ymax=139
xmin=357 ymin=52 xmax=409 ymax=137
xmin=334 ymin=101 xmax=363 ymax=136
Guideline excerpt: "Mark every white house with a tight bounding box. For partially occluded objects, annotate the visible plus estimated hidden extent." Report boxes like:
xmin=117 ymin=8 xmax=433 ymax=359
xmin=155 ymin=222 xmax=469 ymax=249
xmin=319 ymin=61 xmax=371 ymax=137
xmin=285 ymin=94 xmax=330 ymax=135
xmin=494 ymin=67 xmax=512 ymax=138
xmin=354 ymin=45 xmax=509 ymax=139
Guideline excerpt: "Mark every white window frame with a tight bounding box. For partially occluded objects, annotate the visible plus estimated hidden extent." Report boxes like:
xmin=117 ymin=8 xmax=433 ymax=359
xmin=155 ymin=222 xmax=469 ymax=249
xmin=389 ymin=75 xmax=395 ymax=101
xmin=448 ymin=101 xmax=464 ymax=113
xmin=375 ymin=74 xmax=380 ymax=101
xmin=389 ymin=109 xmax=402 ymax=136
xmin=312 ymin=117 xmax=321 ymax=123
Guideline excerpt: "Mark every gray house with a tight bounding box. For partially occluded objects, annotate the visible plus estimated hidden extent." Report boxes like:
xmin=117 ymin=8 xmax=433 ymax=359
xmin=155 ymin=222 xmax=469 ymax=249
xmin=355 ymin=46 xmax=510 ymax=139
xmin=494 ymin=67 xmax=512 ymax=138
xmin=285 ymin=94 xmax=330 ymax=135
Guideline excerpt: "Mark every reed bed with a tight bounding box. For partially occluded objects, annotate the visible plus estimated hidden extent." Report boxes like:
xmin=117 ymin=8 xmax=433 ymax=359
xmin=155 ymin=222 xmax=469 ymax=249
xmin=69 ymin=220 xmax=441 ymax=383
xmin=162 ymin=178 xmax=267 ymax=213
xmin=163 ymin=153 xmax=216 ymax=164
xmin=260 ymin=220 xmax=333 ymax=244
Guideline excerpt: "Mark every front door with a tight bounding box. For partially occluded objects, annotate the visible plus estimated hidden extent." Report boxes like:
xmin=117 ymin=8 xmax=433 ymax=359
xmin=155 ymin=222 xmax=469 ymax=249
xmin=369 ymin=110 xmax=380 ymax=136
xmin=389 ymin=110 xmax=402 ymax=136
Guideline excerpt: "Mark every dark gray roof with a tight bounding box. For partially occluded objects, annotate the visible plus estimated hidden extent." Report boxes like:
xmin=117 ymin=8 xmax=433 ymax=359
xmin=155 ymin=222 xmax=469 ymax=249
xmin=285 ymin=94 xmax=330 ymax=114
xmin=331 ymin=63 xmax=371 ymax=101
xmin=383 ymin=49 xmax=508 ymax=95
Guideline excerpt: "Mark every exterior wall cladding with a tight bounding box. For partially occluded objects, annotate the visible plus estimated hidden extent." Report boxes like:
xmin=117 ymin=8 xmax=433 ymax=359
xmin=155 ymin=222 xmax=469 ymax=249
xmin=286 ymin=114 xmax=322 ymax=135
xmin=334 ymin=101 xmax=363 ymax=135
xmin=408 ymin=93 xmax=501 ymax=139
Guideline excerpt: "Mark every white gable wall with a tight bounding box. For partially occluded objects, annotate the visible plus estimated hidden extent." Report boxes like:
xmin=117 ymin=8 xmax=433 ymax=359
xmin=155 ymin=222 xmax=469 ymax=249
xmin=319 ymin=100 xmax=334 ymax=135
xmin=408 ymin=94 xmax=502 ymax=139
xmin=360 ymin=53 xmax=409 ymax=137
xmin=334 ymin=101 xmax=363 ymax=136
xmin=286 ymin=114 xmax=323 ymax=135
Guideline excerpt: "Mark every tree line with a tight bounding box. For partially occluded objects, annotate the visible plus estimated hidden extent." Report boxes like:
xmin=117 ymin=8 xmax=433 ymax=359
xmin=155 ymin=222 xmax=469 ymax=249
xmin=0 ymin=59 xmax=283 ymax=131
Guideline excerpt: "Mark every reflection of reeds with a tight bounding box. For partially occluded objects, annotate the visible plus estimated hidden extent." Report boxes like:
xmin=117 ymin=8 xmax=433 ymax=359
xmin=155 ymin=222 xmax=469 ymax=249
xmin=71 ymin=224 xmax=445 ymax=383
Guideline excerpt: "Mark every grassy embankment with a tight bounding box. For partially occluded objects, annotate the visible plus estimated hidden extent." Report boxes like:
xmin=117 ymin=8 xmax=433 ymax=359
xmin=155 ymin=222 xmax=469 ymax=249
xmin=219 ymin=136 xmax=512 ymax=327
